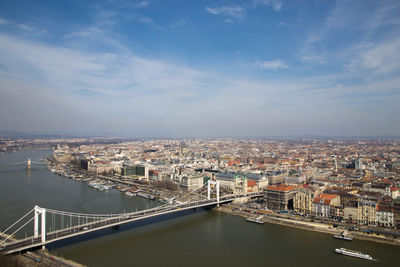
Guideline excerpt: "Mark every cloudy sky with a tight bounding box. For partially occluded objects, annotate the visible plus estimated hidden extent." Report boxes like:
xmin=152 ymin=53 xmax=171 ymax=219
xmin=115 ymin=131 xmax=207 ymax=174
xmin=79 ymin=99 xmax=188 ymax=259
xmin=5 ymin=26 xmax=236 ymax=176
xmin=0 ymin=0 xmax=399 ymax=137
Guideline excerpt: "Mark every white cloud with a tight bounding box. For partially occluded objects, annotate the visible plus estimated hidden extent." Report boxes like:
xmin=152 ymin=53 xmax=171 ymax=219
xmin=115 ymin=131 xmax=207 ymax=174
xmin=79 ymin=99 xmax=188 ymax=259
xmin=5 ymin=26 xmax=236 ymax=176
xmin=0 ymin=32 xmax=213 ymax=135
xmin=0 ymin=18 xmax=8 ymax=25
xmin=253 ymin=0 xmax=282 ymax=11
xmin=18 ymin=24 xmax=35 ymax=31
xmin=67 ymin=27 xmax=104 ymax=38
xmin=135 ymin=1 xmax=150 ymax=8
xmin=255 ymin=60 xmax=289 ymax=70
xmin=0 ymin=33 xmax=205 ymax=100
xmin=205 ymin=6 xmax=245 ymax=18
xmin=346 ymin=37 xmax=400 ymax=74
xmin=138 ymin=17 xmax=154 ymax=24
xmin=170 ymin=20 xmax=186 ymax=29
xmin=205 ymin=1 xmax=281 ymax=21
xmin=0 ymin=17 xmax=36 ymax=32
xmin=0 ymin=26 xmax=398 ymax=136
xmin=299 ymin=0 xmax=400 ymax=78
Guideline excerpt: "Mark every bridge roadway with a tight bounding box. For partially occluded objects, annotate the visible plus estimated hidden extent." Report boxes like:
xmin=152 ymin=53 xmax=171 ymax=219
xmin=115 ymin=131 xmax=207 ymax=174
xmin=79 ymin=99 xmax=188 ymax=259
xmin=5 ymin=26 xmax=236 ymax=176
xmin=2 ymin=192 xmax=262 ymax=254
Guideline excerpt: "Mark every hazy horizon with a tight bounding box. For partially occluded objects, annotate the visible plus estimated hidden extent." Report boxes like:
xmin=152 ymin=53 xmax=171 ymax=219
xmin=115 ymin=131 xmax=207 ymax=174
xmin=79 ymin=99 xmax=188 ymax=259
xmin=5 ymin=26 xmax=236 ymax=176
xmin=1 ymin=129 xmax=400 ymax=140
xmin=1 ymin=0 xmax=399 ymax=137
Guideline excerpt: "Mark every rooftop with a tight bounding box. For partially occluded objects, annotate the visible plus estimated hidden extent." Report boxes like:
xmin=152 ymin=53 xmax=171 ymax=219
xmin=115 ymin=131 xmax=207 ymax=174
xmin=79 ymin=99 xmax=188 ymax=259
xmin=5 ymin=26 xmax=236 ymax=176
xmin=265 ymin=184 xmax=296 ymax=192
xmin=313 ymin=194 xmax=338 ymax=204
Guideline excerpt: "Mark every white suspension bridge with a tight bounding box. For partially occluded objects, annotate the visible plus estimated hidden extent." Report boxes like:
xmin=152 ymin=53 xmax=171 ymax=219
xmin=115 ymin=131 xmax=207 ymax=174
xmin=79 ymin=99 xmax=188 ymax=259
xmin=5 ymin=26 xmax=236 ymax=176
xmin=1 ymin=180 xmax=262 ymax=254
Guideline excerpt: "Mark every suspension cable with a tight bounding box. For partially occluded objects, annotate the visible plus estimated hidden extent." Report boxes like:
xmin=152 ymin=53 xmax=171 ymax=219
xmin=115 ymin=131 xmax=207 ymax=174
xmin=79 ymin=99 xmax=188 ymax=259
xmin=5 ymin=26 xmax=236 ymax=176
xmin=0 ymin=208 xmax=35 ymax=235
xmin=0 ymin=217 xmax=34 ymax=246
xmin=45 ymin=209 xmax=126 ymax=218
xmin=155 ymin=180 xmax=212 ymax=208
xmin=5 ymin=180 xmax=224 ymax=235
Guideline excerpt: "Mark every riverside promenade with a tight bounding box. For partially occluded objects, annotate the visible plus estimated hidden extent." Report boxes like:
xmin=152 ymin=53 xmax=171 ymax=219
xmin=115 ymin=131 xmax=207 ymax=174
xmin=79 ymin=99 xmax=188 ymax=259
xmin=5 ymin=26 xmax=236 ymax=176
xmin=217 ymin=204 xmax=400 ymax=247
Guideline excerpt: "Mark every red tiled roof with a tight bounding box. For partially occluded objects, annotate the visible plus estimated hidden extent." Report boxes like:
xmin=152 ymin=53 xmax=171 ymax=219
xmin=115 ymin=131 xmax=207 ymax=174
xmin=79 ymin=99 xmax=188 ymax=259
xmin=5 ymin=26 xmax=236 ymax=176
xmin=300 ymin=184 xmax=311 ymax=189
xmin=95 ymin=160 xmax=111 ymax=164
xmin=247 ymin=179 xmax=257 ymax=187
xmin=266 ymin=185 xmax=296 ymax=192
xmin=376 ymin=205 xmax=394 ymax=212
xmin=228 ymin=160 xmax=240 ymax=166
xmin=313 ymin=194 xmax=338 ymax=204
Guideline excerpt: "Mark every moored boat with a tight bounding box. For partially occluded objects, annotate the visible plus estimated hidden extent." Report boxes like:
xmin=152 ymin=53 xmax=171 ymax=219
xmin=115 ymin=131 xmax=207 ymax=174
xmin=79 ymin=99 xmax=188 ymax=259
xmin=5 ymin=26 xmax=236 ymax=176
xmin=137 ymin=192 xmax=155 ymax=200
xmin=246 ymin=215 xmax=264 ymax=224
xmin=125 ymin=191 xmax=134 ymax=197
xmin=333 ymin=230 xmax=353 ymax=241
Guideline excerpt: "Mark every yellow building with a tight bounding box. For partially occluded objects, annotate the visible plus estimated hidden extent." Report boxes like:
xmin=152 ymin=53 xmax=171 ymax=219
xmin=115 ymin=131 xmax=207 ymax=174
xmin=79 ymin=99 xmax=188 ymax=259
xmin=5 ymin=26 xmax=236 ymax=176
xmin=358 ymin=200 xmax=377 ymax=225
xmin=343 ymin=206 xmax=358 ymax=222
xmin=294 ymin=185 xmax=320 ymax=215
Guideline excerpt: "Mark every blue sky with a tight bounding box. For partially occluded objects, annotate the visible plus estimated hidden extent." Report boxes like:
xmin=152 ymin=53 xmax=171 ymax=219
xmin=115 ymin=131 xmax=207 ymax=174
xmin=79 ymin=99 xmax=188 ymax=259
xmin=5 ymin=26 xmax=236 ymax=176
xmin=0 ymin=0 xmax=399 ymax=137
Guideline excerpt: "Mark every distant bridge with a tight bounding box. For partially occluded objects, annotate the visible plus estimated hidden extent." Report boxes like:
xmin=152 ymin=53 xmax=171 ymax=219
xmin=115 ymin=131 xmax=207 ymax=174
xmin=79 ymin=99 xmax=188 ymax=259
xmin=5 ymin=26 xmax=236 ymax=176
xmin=6 ymin=158 xmax=47 ymax=167
xmin=1 ymin=181 xmax=262 ymax=254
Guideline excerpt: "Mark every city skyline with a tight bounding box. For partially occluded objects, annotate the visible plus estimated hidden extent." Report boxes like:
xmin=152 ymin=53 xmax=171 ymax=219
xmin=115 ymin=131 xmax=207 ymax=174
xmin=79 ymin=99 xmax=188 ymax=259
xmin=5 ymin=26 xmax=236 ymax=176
xmin=0 ymin=0 xmax=399 ymax=137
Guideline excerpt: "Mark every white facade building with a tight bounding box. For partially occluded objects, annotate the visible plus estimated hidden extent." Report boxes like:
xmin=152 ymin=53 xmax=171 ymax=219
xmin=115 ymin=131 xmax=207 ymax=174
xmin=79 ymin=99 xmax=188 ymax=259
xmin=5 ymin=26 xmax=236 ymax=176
xmin=376 ymin=210 xmax=394 ymax=227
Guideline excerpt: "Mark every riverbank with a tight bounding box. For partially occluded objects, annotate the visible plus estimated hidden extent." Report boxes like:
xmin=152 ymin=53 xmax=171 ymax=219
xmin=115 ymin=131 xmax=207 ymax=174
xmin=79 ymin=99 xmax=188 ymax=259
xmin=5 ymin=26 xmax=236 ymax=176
xmin=20 ymin=250 xmax=86 ymax=267
xmin=216 ymin=205 xmax=400 ymax=247
xmin=47 ymin=156 xmax=179 ymax=203
xmin=1 ymin=233 xmax=85 ymax=267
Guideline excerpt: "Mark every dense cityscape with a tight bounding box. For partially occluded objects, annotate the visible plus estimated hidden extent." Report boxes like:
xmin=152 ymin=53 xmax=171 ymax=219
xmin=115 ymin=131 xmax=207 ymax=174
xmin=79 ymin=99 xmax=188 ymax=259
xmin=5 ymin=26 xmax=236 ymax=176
xmin=3 ymin=136 xmax=400 ymax=265
xmin=3 ymin=137 xmax=400 ymax=236
xmin=50 ymin=138 xmax=400 ymax=230
xmin=1 ymin=0 xmax=400 ymax=266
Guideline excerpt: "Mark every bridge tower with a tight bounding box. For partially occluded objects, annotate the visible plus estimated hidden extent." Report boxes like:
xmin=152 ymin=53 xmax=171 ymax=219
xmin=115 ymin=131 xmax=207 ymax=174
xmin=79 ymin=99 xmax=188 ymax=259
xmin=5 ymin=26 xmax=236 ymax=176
xmin=207 ymin=180 xmax=220 ymax=206
xmin=27 ymin=158 xmax=31 ymax=169
xmin=34 ymin=206 xmax=46 ymax=248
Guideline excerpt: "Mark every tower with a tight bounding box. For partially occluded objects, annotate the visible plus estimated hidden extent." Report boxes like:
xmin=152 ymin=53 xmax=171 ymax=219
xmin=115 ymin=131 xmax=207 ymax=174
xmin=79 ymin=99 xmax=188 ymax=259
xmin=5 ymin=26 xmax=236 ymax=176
xmin=207 ymin=180 xmax=220 ymax=206
xmin=334 ymin=158 xmax=338 ymax=172
xmin=355 ymin=158 xmax=361 ymax=170
xmin=34 ymin=206 xmax=46 ymax=249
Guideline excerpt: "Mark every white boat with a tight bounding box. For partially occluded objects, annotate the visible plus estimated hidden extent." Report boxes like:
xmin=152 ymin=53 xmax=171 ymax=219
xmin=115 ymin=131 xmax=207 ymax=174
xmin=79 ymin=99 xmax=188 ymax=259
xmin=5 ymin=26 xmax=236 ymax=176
xmin=125 ymin=192 xmax=134 ymax=197
xmin=334 ymin=248 xmax=373 ymax=260
xmin=137 ymin=192 xmax=155 ymax=200
xmin=246 ymin=215 xmax=264 ymax=224
xmin=333 ymin=230 xmax=353 ymax=241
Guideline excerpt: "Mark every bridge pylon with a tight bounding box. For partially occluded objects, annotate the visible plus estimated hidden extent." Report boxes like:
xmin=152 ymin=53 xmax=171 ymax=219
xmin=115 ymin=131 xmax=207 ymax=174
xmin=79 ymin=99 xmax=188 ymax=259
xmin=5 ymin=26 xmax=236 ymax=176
xmin=207 ymin=180 xmax=220 ymax=206
xmin=34 ymin=205 xmax=46 ymax=248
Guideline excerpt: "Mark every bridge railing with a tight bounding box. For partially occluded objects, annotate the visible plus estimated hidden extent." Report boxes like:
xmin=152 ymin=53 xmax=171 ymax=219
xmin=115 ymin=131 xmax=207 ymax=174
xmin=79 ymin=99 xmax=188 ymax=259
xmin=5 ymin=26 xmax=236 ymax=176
xmin=1 ymin=192 xmax=263 ymax=253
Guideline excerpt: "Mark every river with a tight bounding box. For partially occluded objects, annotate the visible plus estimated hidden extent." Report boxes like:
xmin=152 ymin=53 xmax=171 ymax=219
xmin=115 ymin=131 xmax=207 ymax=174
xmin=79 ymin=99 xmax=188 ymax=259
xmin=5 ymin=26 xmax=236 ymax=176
xmin=0 ymin=150 xmax=399 ymax=266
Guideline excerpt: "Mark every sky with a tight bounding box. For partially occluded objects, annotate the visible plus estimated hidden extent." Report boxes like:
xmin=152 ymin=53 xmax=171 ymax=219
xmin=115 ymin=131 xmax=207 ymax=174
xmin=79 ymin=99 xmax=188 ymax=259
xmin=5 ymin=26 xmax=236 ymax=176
xmin=0 ymin=0 xmax=399 ymax=137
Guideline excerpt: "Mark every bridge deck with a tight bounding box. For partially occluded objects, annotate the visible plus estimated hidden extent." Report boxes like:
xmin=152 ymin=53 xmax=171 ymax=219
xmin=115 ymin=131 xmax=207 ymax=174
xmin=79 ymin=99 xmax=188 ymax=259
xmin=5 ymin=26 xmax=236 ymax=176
xmin=2 ymin=193 xmax=262 ymax=254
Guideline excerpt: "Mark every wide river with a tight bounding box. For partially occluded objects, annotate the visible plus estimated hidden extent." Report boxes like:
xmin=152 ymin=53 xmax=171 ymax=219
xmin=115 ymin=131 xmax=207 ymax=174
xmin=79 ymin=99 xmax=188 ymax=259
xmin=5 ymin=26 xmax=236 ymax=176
xmin=0 ymin=150 xmax=399 ymax=266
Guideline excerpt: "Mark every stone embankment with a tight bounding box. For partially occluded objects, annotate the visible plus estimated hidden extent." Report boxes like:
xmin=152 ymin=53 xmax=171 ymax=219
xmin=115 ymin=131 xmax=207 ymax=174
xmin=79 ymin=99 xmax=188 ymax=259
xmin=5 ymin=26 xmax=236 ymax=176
xmin=2 ymin=230 xmax=85 ymax=266
xmin=0 ymin=249 xmax=86 ymax=267
xmin=217 ymin=205 xmax=400 ymax=247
